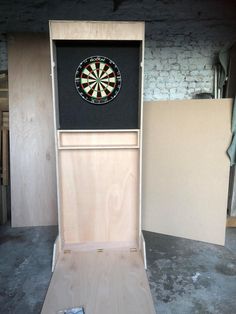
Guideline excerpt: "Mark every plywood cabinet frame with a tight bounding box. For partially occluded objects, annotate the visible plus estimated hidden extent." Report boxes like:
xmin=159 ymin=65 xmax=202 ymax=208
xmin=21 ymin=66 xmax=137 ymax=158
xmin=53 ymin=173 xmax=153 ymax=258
xmin=58 ymin=129 xmax=140 ymax=150
xmin=43 ymin=21 xmax=156 ymax=314
xmin=49 ymin=21 xmax=145 ymax=257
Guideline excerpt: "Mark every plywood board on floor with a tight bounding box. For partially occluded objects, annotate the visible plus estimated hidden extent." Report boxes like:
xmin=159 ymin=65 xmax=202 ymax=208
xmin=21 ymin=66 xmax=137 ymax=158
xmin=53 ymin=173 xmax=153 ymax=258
xmin=142 ymin=99 xmax=232 ymax=245
xmin=41 ymin=250 xmax=155 ymax=314
xmin=227 ymin=217 xmax=236 ymax=227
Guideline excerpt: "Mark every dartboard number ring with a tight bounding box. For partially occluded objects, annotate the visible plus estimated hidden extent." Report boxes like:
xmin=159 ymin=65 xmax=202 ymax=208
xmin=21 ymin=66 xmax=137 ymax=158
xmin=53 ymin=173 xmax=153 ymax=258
xmin=75 ymin=56 xmax=122 ymax=105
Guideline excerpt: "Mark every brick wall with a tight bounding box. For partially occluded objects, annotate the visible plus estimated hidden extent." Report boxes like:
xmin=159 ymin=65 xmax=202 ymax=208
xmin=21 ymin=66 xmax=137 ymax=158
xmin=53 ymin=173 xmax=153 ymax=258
xmin=0 ymin=34 xmax=7 ymax=71
xmin=0 ymin=33 xmax=231 ymax=100
xmin=144 ymin=35 xmax=224 ymax=100
xmin=0 ymin=0 xmax=235 ymax=99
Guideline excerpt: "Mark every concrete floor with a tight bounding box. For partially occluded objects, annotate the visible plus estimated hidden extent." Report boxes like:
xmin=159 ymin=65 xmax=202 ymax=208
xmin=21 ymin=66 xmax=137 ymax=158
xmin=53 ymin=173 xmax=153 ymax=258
xmin=0 ymin=224 xmax=57 ymax=313
xmin=0 ymin=225 xmax=235 ymax=314
xmin=144 ymin=229 xmax=236 ymax=314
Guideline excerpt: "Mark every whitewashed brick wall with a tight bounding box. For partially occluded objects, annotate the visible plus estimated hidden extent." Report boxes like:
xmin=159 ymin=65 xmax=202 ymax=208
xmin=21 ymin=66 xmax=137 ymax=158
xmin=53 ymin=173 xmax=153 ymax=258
xmin=0 ymin=34 xmax=224 ymax=100
xmin=144 ymin=36 xmax=223 ymax=100
xmin=0 ymin=34 xmax=7 ymax=71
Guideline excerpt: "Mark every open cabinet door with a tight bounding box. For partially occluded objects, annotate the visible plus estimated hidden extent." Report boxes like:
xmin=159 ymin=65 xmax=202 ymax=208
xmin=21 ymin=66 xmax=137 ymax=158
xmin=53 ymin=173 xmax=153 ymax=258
xmin=142 ymin=99 xmax=232 ymax=246
xmin=42 ymin=21 xmax=155 ymax=314
xmin=42 ymin=250 xmax=154 ymax=314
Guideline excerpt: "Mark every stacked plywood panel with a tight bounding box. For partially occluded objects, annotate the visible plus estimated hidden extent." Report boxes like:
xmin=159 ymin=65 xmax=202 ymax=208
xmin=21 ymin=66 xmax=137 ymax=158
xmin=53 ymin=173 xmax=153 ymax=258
xmin=0 ymin=71 xmax=9 ymax=224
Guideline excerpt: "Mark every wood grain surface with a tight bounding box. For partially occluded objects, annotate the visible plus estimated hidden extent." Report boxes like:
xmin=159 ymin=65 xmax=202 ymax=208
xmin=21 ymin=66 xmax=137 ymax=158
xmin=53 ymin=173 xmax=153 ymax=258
xmin=8 ymin=33 xmax=57 ymax=226
xmin=59 ymin=130 xmax=139 ymax=148
xmin=50 ymin=20 xmax=145 ymax=41
xmin=41 ymin=250 xmax=156 ymax=314
xmin=142 ymin=99 xmax=232 ymax=245
xmin=59 ymin=148 xmax=139 ymax=245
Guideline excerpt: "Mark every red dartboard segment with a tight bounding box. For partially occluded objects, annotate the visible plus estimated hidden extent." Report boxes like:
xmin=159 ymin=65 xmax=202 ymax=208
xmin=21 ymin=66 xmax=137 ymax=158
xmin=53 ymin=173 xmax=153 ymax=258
xmin=75 ymin=56 xmax=122 ymax=105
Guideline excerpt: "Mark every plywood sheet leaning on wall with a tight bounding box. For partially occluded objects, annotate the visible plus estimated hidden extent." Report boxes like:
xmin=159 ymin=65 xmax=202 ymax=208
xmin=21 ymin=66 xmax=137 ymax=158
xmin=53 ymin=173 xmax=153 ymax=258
xmin=142 ymin=99 xmax=232 ymax=245
xmin=8 ymin=33 xmax=57 ymax=226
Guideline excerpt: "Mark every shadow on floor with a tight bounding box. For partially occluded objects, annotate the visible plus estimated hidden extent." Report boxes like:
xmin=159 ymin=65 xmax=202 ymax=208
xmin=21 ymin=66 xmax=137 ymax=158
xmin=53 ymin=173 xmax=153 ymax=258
xmin=143 ymin=229 xmax=236 ymax=314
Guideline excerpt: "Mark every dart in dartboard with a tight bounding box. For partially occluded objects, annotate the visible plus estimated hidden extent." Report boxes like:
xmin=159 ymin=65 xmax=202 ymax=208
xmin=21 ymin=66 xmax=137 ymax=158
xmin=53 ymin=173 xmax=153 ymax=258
xmin=75 ymin=56 xmax=122 ymax=105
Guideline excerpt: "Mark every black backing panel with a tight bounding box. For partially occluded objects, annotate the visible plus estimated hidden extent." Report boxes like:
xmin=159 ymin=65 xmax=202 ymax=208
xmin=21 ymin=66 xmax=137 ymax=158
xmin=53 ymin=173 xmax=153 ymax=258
xmin=56 ymin=41 xmax=140 ymax=129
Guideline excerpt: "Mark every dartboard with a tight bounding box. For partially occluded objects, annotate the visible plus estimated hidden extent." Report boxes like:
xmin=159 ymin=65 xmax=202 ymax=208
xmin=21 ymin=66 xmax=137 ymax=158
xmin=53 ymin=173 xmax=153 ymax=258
xmin=75 ymin=56 xmax=122 ymax=105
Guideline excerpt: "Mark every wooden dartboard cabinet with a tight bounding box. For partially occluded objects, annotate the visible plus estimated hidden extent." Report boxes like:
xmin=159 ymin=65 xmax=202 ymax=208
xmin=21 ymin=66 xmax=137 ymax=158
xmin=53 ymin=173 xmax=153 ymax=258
xmin=42 ymin=21 xmax=155 ymax=314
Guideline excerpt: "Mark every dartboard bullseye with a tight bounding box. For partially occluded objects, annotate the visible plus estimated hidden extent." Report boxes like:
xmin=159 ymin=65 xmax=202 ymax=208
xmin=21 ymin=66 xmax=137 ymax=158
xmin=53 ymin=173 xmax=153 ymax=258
xmin=75 ymin=56 xmax=122 ymax=105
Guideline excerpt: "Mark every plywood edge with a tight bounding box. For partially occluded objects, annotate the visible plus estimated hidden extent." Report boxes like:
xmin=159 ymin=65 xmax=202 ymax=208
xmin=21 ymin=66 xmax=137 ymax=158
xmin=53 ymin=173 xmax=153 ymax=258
xmin=0 ymin=99 xmax=8 ymax=111
xmin=144 ymin=226 xmax=226 ymax=246
xmin=49 ymin=20 xmax=145 ymax=41
xmin=58 ymin=146 xmax=139 ymax=150
xmin=63 ymin=241 xmax=138 ymax=252
xmin=140 ymin=232 xmax=147 ymax=269
xmin=227 ymin=216 xmax=236 ymax=227
xmin=58 ymin=130 xmax=140 ymax=149
xmin=139 ymin=34 xmax=145 ymax=245
xmin=52 ymin=235 xmax=60 ymax=272
xmin=144 ymin=98 xmax=234 ymax=106
xmin=57 ymin=129 xmax=140 ymax=133
xmin=49 ymin=33 xmax=64 ymax=247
